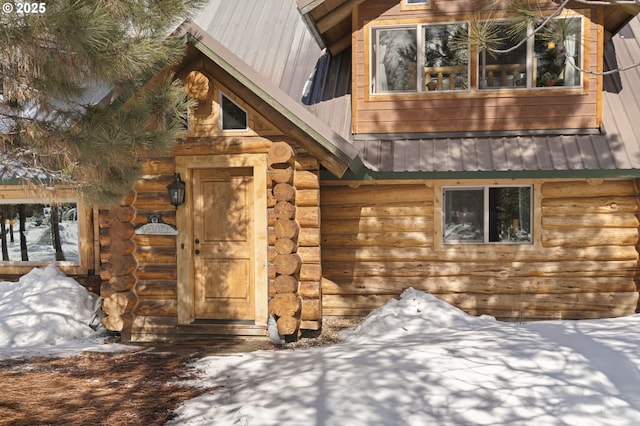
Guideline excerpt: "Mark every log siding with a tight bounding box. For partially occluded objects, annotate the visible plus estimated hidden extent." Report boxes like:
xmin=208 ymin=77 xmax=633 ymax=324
xmin=320 ymin=178 xmax=640 ymax=320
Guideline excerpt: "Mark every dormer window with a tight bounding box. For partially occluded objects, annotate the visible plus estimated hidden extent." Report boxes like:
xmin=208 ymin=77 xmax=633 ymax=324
xmin=370 ymin=15 xmax=583 ymax=94
xmin=479 ymin=17 xmax=583 ymax=90
xmin=371 ymin=22 xmax=469 ymax=93
xmin=220 ymin=92 xmax=248 ymax=131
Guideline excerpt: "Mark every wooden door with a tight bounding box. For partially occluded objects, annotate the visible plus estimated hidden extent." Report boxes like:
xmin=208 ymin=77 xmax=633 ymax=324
xmin=192 ymin=167 xmax=255 ymax=321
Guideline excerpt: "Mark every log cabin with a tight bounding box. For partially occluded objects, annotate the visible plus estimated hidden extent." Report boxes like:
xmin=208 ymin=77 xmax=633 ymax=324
xmin=3 ymin=0 xmax=640 ymax=342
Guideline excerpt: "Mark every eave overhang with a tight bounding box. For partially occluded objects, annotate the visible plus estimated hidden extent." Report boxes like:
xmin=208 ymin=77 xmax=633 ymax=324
xmin=322 ymin=167 xmax=640 ymax=182
xmin=297 ymin=0 xmax=640 ymax=53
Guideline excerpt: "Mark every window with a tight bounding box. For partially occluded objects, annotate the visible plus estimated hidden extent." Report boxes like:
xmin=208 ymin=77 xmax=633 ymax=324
xmin=371 ymin=22 xmax=469 ymax=93
xmin=443 ymin=186 xmax=531 ymax=244
xmin=220 ymin=92 xmax=248 ymax=131
xmin=402 ymin=0 xmax=431 ymax=10
xmin=370 ymin=16 xmax=583 ymax=94
xmin=0 ymin=202 xmax=80 ymax=263
xmin=479 ymin=17 xmax=582 ymax=90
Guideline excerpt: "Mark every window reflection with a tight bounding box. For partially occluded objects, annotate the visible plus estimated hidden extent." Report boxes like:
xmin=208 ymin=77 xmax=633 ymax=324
xmin=221 ymin=93 xmax=248 ymax=131
xmin=0 ymin=203 xmax=79 ymax=263
xmin=443 ymin=187 xmax=531 ymax=244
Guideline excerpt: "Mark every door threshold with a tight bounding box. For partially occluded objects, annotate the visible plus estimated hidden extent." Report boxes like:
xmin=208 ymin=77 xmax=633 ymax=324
xmin=177 ymin=322 xmax=267 ymax=337
xmin=192 ymin=319 xmax=255 ymax=325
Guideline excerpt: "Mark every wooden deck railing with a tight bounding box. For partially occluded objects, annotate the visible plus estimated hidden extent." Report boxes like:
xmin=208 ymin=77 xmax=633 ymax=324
xmin=424 ymin=63 xmax=527 ymax=91
xmin=481 ymin=63 xmax=527 ymax=88
xmin=424 ymin=65 xmax=468 ymax=91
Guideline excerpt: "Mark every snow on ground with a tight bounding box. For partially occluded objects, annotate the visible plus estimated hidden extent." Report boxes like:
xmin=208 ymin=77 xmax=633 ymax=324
xmin=2 ymin=267 xmax=640 ymax=425
xmin=168 ymin=288 xmax=640 ymax=426
xmin=5 ymin=215 xmax=79 ymax=263
xmin=0 ymin=264 xmax=132 ymax=358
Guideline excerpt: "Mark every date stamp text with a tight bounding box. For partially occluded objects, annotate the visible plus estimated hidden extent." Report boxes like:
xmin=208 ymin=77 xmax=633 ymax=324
xmin=3 ymin=2 xmax=47 ymax=14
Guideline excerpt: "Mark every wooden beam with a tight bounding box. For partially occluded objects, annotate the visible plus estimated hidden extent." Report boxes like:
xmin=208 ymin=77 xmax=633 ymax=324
xmin=328 ymin=33 xmax=353 ymax=56
xmin=316 ymin=0 xmax=367 ymax=33
xmin=296 ymin=0 xmax=328 ymax=15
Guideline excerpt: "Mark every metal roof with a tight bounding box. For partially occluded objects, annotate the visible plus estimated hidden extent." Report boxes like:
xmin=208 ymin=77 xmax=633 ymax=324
xmin=353 ymin=133 xmax=634 ymax=176
xmin=192 ymin=0 xmax=354 ymax=142
xmin=190 ymin=1 xmax=640 ymax=178
xmin=174 ymin=19 xmax=362 ymax=177
xmin=193 ymin=0 xmax=322 ymax=104
xmin=602 ymin=14 xmax=640 ymax=169
xmin=353 ymin=15 xmax=640 ymax=177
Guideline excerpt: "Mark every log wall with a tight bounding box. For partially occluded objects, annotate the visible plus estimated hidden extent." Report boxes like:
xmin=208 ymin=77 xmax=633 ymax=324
xmin=99 ymin=141 xmax=323 ymax=340
xmin=129 ymin=158 xmax=180 ymax=340
xmin=320 ymin=179 xmax=640 ymax=321
xmin=99 ymin=194 xmax=138 ymax=336
xmin=267 ymin=142 xmax=324 ymax=335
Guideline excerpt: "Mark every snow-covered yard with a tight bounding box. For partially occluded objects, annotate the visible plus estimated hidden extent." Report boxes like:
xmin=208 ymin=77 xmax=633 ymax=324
xmin=1 ymin=267 xmax=640 ymax=425
xmin=169 ymin=289 xmax=640 ymax=425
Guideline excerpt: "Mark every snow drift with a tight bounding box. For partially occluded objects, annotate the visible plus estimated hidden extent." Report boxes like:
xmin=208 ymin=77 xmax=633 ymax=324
xmin=0 ymin=265 xmax=130 ymax=358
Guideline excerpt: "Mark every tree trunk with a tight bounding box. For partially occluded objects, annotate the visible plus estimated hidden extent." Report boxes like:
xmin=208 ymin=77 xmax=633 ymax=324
xmin=0 ymin=210 xmax=8 ymax=261
xmin=19 ymin=204 xmax=28 ymax=261
xmin=51 ymin=206 xmax=65 ymax=261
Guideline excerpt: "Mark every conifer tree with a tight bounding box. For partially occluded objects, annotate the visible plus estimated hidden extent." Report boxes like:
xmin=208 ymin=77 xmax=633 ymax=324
xmin=0 ymin=0 xmax=202 ymax=203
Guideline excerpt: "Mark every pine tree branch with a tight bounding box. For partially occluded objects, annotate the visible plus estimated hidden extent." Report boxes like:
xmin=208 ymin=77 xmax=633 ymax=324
xmin=479 ymin=0 xmax=640 ymax=76
xmin=0 ymin=0 xmax=204 ymax=204
xmin=482 ymin=0 xmax=572 ymax=55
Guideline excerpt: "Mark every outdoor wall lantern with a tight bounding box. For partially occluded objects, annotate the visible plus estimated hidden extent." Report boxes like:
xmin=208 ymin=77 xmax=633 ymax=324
xmin=167 ymin=173 xmax=186 ymax=208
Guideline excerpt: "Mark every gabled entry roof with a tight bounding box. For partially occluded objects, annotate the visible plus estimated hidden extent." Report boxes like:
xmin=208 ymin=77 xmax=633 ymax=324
xmin=171 ymin=20 xmax=363 ymax=178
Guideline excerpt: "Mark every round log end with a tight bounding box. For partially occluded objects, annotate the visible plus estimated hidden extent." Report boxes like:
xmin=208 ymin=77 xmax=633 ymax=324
xmin=276 ymin=315 xmax=299 ymax=335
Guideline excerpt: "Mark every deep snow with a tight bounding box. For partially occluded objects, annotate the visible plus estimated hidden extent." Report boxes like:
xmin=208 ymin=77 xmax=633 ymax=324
xmin=1 ymin=268 xmax=640 ymax=425
xmin=168 ymin=288 xmax=640 ymax=426
xmin=0 ymin=265 xmax=130 ymax=358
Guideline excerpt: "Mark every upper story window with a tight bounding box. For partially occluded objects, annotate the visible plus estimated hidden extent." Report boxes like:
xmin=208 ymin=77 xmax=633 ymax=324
xmin=220 ymin=92 xmax=248 ymax=131
xmin=443 ymin=186 xmax=532 ymax=244
xmin=370 ymin=15 xmax=583 ymax=94
xmin=479 ymin=17 xmax=583 ymax=90
xmin=371 ymin=22 xmax=469 ymax=93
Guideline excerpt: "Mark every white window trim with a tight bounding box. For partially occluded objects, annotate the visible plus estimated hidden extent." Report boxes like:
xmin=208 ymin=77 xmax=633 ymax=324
xmin=370 ymin=21 xmax=470 ymax=95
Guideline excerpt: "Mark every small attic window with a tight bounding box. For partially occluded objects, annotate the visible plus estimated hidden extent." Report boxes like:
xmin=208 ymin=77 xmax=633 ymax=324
xmin=402 ymin=0 xmax=431 ymax=10
xmin=221 ymin=92 xmax=248 ymax=131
